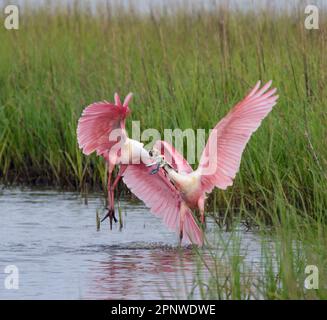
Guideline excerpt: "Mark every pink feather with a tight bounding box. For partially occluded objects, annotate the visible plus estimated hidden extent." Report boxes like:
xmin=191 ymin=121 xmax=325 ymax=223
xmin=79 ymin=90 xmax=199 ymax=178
xmin=77 ymin=101 xmax=128 ymax=157
xmin=154 ymin=140 xmax=193 ymax=174
xmin=122 ymin=163 xmax=203 ymax=245
xmin=198 ymin=81 xmax=278 ymax=192
xmin=123 ymin=93 xmax=133 ymax=107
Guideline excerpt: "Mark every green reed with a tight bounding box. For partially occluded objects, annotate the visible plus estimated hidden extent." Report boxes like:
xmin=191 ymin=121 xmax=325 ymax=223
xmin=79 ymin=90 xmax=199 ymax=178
xmin=0 ymin=2 xmax=326 ymax=216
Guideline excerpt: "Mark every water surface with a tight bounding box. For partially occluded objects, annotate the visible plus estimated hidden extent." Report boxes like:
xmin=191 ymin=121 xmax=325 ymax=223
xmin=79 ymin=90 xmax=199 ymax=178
xmin=0 ymin=188 xmax=265 ymax=299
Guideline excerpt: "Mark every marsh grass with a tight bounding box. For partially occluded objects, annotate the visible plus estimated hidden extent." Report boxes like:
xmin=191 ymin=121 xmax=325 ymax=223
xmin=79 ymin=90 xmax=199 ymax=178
xmin=180 ymin=207 xmax=327 ymax=300
xmin=0 ymin=2 xmax=326 ymax=299
xmin=0 ymin=3 xmax=326 ymax=237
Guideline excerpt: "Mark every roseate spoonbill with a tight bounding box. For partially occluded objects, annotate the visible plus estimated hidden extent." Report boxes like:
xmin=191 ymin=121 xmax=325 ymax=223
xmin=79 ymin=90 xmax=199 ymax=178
xmin=77 ymin=94 xmax=203 ymax=245
xmin=77 ymin=93 xmax=139 ymax=227
xmin=150 ymin=81 xmax=278 ymax=230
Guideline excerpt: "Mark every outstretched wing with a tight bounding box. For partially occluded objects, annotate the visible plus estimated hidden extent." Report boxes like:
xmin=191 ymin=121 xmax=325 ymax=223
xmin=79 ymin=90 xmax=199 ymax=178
xmin=197 ymin=80 xmax=278 ymax=192
xmin=77 ymin=101 xmax=128 ymax=157
xmin=122 ymin=164 xmax=203 ymax=245
xmin=154 ymin=140 xmax=193 ymax=174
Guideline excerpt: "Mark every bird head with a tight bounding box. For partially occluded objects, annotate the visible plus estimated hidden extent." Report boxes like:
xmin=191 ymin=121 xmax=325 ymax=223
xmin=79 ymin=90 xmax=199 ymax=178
xmin=114 ymin=92 xmax=133 ymax=116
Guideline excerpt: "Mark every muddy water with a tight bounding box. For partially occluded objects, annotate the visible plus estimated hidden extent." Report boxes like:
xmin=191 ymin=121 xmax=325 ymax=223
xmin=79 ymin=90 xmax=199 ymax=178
xmin=0 ymin=188 xmax=264 ymax=299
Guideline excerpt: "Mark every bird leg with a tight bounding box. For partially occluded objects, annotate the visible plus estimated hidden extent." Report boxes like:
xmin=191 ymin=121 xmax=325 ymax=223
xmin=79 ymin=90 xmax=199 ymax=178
xmin=102 ymin=165 xmax=127 ymax=229
xmin=179 ymin=202 xmax=187 ymax=245
xmin=101 ymin=168 xmax=116 ymax=228
xmin=198 ymin=197 xmax=206 ymax=228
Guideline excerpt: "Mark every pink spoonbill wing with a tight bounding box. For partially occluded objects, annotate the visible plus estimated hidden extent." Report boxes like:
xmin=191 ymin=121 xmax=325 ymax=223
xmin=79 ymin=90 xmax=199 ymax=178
xmin=122 ymin=164 xmax=203 ymax=246
xmin=198 ymin=80 xmax=279 ymax=192
xmin=77 ymin=101 xmax=129 ymax=157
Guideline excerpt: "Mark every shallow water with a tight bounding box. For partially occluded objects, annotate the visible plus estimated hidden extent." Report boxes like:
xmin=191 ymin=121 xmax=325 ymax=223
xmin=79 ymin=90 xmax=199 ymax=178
xmin=0 ymin=188 xmax=265 ymax=299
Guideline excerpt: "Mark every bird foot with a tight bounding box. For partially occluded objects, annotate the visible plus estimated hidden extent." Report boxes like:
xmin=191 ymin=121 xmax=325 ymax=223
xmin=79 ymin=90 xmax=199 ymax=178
xmin=101 ymin=208 xmax=118 ymax=230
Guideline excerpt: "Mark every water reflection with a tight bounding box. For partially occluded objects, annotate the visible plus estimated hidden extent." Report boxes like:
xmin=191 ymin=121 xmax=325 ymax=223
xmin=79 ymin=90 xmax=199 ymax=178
xmin=86 ymin=247 xmax=200 ymax=299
